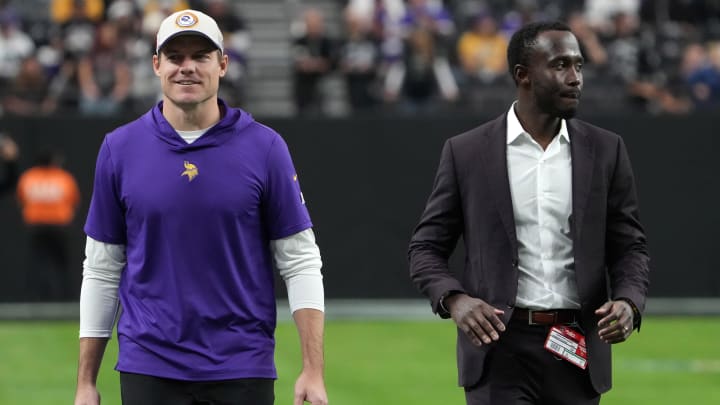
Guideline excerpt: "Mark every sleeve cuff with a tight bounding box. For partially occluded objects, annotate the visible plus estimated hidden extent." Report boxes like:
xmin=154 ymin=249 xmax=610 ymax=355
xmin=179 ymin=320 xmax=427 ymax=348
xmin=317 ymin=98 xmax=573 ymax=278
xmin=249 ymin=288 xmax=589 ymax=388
xmin=617 ymin=297 xmax=642 ymax=330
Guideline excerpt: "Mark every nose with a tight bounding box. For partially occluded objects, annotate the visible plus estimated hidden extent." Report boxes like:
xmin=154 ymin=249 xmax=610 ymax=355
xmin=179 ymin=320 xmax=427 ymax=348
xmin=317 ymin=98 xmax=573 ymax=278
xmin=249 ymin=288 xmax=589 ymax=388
xmin=179 ymin=57 xmax=196 ymax=74
xmin=566 ymin=68 xmax=582 ymax=87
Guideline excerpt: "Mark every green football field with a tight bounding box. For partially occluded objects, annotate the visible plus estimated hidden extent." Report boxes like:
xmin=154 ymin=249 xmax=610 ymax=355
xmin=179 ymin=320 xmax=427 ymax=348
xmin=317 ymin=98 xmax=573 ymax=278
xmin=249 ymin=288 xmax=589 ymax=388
xmin=1 ymin=317 xmax=718 ymax=404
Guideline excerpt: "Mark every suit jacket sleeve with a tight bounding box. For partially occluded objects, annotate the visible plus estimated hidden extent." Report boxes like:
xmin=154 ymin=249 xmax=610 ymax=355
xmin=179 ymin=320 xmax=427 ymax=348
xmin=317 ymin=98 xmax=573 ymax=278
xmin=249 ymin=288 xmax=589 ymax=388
xmin=409 ymin=139 xmax=467 ymax=317
xmin=605 ymin=137 xmax=650 ymax=321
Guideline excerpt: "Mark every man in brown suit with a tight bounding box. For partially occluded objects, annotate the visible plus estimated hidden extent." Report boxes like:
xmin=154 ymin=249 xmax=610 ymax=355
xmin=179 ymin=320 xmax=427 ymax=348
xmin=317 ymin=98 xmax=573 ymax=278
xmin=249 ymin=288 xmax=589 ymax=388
xmin=408 ymin=21 xmax=650 ymax=404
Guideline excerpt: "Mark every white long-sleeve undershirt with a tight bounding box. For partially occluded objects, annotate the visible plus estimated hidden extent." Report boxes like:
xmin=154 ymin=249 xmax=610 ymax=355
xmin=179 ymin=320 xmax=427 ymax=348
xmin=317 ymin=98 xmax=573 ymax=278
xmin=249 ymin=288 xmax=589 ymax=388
xmin=79 ymin=228 xmax=324 ymax=338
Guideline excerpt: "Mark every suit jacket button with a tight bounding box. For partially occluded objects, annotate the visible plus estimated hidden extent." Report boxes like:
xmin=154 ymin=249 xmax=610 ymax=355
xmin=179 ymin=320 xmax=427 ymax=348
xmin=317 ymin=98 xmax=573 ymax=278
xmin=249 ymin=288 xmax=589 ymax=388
xmin=511 ymin=259 xmax=518 ymax=267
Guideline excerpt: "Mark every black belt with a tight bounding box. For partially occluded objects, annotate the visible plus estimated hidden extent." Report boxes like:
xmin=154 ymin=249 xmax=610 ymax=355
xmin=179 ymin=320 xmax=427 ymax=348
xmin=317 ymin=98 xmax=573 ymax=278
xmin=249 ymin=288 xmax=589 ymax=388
xmin=511 ymin=308 xmax=579 ymax=325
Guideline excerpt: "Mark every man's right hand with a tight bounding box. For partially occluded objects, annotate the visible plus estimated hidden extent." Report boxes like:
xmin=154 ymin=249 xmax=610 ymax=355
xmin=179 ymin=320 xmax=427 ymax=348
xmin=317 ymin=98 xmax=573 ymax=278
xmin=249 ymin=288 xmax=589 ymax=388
xmin=74 ymin=384 xmax=100 ymax=405
xmin=445 ymin=294 xmax=506 ymax=346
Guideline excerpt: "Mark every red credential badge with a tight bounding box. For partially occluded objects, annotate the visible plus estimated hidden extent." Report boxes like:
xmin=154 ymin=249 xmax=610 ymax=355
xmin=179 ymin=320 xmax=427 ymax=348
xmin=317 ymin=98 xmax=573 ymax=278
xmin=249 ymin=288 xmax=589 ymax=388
xmin=544 ymin=325 xmax=588 ymax=369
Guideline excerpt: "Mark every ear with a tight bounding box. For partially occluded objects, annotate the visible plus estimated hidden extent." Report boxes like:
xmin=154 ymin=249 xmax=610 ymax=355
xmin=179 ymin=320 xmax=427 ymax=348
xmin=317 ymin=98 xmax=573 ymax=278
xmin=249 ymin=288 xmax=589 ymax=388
xmin=152 ymin=54 xmax=161 ymax=77
xmin=514 ymin=64 xmax=530 ymax=86
xmin=218 ymin=53 xmax=229 ymax=78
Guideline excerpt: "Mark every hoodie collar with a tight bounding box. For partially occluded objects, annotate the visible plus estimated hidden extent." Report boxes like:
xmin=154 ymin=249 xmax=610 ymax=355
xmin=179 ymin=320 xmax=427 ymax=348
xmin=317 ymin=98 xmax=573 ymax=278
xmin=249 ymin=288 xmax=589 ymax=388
xmin=146 ymin=99 xmax=253 ymax=151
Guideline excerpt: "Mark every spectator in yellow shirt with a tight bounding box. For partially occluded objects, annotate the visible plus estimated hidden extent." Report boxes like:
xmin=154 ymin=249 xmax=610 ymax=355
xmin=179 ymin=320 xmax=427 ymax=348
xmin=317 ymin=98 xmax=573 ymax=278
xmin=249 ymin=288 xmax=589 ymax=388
xmin=457 ymin=13 xmax=508 ymax=84
xmin=51 ymin=0 xmax=104 ymax=24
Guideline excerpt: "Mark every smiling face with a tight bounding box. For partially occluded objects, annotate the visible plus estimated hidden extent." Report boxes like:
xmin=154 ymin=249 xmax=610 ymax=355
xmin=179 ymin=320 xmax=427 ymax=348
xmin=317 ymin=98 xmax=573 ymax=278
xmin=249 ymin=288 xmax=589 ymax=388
xmin=522 ymin=30 xmax=584 ymax=119
xmin=153 ymin=35 xmax=228 ymax=110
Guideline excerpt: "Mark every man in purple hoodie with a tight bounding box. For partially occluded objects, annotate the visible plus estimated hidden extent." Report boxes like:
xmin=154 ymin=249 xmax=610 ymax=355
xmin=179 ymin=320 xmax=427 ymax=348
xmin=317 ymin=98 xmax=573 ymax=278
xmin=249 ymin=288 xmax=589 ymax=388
xmin=74 ymin=10 xmax=327 ymax=405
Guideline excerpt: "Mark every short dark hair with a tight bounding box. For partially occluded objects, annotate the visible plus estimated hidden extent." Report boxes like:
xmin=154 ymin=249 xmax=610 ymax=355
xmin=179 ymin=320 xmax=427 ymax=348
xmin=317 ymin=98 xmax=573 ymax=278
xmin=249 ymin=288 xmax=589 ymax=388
xmin=507 ymin=21 xmax=572 ymax=83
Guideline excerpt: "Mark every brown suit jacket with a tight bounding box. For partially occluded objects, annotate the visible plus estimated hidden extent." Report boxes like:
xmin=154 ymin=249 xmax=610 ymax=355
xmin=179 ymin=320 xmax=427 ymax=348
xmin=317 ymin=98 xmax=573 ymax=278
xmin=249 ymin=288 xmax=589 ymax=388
xmin=408 ymin=113 xmax=650 ymax=393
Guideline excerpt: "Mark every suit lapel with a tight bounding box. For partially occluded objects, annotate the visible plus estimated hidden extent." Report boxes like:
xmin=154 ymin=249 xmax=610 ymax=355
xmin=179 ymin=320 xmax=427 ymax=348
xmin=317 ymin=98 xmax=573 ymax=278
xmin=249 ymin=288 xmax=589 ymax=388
xmin=569 ymin=120 xmax=595 ymax=240
xmin=478 ymin=115 xmax=518 ymax=255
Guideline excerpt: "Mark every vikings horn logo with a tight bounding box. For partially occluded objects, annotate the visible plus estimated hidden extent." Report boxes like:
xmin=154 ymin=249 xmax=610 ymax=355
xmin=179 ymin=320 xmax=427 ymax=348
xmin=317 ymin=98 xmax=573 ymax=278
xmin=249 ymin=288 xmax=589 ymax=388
xmin=181 ymin=161 xmax=198 ymax=181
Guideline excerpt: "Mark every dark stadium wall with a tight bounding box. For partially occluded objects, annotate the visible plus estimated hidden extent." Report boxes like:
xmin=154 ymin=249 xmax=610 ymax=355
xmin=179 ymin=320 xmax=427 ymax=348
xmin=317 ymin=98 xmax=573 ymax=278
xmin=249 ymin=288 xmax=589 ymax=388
xmin=0 ymin=113 xmax=717 ymax=302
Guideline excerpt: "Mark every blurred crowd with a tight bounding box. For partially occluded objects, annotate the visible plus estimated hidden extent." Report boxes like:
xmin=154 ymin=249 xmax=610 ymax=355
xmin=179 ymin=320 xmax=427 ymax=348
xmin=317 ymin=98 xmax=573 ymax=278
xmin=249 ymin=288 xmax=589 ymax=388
xmin=2 ymin=0 xmax=720 ymax=118
xmin=0 ymin=0 xmax=249 ymax=117
xmin=306 ymin=0 xmax=720 ymax=115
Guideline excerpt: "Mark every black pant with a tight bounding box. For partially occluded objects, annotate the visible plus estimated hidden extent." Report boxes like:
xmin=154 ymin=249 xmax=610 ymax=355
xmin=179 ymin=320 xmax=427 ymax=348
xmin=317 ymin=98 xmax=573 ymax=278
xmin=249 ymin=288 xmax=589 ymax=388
xmin=120 ymin=372 xmax=275 ymax=405
xmin=294 ymin=73 xmax=322 ymax=114
xmin=26 ymin=225 xmax=73 ymax=301
xmin=464 ymin=317 xmax=600 ymax=405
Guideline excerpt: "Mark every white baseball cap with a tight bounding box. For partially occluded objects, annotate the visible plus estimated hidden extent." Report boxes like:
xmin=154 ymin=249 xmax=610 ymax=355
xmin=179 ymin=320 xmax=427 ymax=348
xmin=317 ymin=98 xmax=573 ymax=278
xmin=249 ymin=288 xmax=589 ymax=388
xmin=156 ymin=9 xmax=224 ymax=54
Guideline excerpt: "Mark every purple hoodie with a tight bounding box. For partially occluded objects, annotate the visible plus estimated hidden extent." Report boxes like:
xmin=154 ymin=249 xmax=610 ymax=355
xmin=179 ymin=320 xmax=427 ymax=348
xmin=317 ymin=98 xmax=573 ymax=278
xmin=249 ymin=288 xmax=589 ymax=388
xmin=85 ymin=100 xmax=312 ymax=380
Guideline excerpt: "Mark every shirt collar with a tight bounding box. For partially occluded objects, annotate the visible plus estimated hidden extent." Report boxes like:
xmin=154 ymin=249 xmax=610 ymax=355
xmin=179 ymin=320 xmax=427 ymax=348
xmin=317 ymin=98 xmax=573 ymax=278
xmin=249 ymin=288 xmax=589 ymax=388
xmin=506 ymin=102 xmax=571 ymax=145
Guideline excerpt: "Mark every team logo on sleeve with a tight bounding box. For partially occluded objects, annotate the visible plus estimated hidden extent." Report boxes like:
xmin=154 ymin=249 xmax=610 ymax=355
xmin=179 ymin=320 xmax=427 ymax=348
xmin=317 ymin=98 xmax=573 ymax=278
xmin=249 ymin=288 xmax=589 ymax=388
xmin=181 ymin=161 xmax=199 ymax=182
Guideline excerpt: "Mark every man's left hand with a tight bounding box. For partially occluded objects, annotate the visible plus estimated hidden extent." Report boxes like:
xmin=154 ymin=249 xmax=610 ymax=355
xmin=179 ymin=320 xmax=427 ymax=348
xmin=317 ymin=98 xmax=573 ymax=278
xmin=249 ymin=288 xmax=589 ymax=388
xmin=595 ymin=300 xmax=634 ymax=344
xmin=294 ymin=369 xmax=328 ymax=405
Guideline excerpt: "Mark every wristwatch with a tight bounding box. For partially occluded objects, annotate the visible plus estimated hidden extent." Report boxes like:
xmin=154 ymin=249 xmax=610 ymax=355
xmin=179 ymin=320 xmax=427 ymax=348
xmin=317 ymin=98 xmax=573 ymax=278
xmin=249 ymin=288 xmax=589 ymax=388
xmin=617 ymin=297 xmax=641 ymax=329
xmin=438 ymin=291 xmax=461 ymax=318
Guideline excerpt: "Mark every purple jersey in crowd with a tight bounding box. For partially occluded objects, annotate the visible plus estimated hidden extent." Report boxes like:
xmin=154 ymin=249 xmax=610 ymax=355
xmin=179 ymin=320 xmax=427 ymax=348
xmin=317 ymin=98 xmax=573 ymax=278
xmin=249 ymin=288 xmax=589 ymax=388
xmin=84 ymin=99 xmax=313 ymax=381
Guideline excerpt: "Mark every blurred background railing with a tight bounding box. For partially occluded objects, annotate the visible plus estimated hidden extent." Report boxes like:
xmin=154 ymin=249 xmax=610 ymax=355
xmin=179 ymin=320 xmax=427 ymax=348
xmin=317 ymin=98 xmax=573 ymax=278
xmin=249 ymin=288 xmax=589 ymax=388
xmin=1 ymin=113 xmax=718 ymax=306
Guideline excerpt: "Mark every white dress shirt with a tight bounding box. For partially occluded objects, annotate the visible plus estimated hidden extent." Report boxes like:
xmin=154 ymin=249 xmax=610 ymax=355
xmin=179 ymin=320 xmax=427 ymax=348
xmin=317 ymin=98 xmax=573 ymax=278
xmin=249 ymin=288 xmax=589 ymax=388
xmin=506 ymin=103 xmax=580 ymax=310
